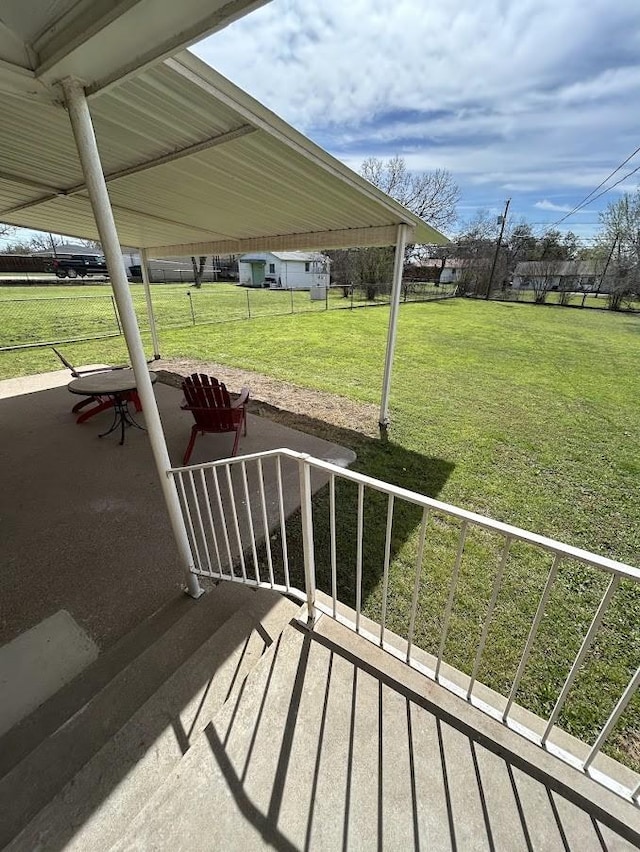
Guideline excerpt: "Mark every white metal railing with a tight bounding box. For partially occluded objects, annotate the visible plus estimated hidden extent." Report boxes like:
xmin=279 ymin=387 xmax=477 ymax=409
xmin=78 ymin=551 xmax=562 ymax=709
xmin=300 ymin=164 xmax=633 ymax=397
xmin=167 ymin=448 xmax=640 ymax=805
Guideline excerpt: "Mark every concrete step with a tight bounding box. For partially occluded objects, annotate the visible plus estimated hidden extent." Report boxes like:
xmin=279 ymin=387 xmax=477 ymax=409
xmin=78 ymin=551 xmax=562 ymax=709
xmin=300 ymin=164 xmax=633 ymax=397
xmin=0 ymin=591 xmax=197 ymax=780
xmin=113 ymin=612 xmax=640 ymax=852
xmin=1 ymin=583 xmax=296 ymax=850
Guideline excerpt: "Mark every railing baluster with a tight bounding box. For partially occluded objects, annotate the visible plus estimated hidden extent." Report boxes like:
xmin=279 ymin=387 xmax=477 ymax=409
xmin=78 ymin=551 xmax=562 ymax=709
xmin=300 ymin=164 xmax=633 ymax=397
xmin=241 ymin=460 xmax=260 ymax=584
xmin=211 ymin=466 xmax=234 ymax=578
xmin=583 ymin=665 xmax=640 ymax=772
xmin=257 ymin=459 xmax=274 ymax=588
xmin=175 ymin=472 xmax=203 ymax=572
xmin=330 ymin=474 xmax=337 ymax=619
xmin=435 ymin=521 xmax=469 ymax=681
xmin=298 ymin=458 xmax=317 ymax=621
xmin=188 ymin=469 xmax=212 ymax=574
xmin=226 ymin=464 xmax=247 ymax=581
xmin=276 ymin=456 xmax=290 ymax=590
xmin=355 ymin=482 xmax=364 ymax=632
xmin=541 ymin=575 xmax=620 ymax=745
xmin=503 ymin=553 xmax=562 ymax=721
xmin=379 ymin=494 xmax=395 ymax=646
xmin=467 ymin=536 xmax=512 ymax=699
xmin=200 ymin=468 xmax=222 ymax=574
xmin=407 ymin=509 xmax=430 ymax=662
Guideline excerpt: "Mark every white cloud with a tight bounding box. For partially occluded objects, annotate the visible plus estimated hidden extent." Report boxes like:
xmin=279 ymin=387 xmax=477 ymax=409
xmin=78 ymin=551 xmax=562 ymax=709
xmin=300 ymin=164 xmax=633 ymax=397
xmin=193 ymin=0 xmax=640 ymax=221
xmin=534 ymin=200 xmax=594 ymax=213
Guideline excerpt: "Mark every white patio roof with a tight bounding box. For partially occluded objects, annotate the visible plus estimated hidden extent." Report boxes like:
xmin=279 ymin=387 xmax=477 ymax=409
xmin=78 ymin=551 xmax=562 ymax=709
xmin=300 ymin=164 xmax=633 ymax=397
xmin=0 ymin=0 xmax=269 ymax=98
xmin=0 ymin=50 xmax=447 ymax=254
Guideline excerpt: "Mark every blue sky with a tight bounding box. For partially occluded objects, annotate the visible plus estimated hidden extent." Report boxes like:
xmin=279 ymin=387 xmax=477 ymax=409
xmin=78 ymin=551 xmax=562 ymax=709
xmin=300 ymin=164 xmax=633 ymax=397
xmin=3 ymin=0 xmax=638 ymax=250
xmin=192 ymin=0 xmax=640 ymax=241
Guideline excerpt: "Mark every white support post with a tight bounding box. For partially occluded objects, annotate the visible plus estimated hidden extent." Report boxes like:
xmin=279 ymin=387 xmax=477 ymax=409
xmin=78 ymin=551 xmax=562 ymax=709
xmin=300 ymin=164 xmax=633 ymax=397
xmin=140 ymin=247 xmax=161 ymax=358
xmin=379 ymin=224 xmax=409 ymax=428
xmin=62 ymin=78 xmax=202 ymax=599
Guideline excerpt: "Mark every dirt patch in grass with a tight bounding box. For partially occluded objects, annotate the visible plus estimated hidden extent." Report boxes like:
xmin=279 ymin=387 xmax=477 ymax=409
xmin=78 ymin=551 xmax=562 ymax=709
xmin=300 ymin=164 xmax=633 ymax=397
xmin=155 ymin=357 xmax=380 ymax=439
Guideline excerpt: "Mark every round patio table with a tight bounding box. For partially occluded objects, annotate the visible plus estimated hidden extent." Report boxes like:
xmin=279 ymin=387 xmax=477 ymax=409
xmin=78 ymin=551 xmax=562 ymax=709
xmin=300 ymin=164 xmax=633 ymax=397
xmin=68 ymin=370 xmax=157 ymax=445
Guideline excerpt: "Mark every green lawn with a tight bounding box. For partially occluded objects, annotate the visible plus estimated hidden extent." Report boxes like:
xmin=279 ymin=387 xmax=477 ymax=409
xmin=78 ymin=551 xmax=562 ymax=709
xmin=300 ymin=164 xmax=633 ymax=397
xmin=0 ymin=280 xmax=454 ymax=350
xmin=0 ymin=282 xmax=331 ymax=349
xmin=1 ymin=294 xmax=639 ymax=767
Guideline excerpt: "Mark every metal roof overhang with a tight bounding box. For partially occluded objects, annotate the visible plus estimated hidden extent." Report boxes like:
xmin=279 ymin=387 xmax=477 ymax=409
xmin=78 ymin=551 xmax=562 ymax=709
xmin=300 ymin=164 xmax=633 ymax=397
xmin=0 ymin=0 xmax=270 ymax=99
xmin=0 ymin=50 xmax=447 ymax=255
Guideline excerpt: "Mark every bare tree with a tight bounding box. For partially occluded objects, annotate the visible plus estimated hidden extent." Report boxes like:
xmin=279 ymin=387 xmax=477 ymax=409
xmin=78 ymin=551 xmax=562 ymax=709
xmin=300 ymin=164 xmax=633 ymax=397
xmin=357 ymin=246 xmax=394 ymax=300
xmin=557 ymin=274 xmax=578 ymax=306
xmin=360 ymin=156 xmax=459 ymax=231
xmin=595 ymin=191 xmax=640 ymax=305
xmin=2 ymin=237 xmax=33 ymax=254
xmin=325 ymin=157 xmax=458 ymax=295
xmin=191 ymin=255 xmax=207 ymax=289
xmin=523 ymin=259 xmax=559 ymax=304
xmin=606 ymin=261 xmax=640 ymax=311
xmin=451 ymin=210 xmax=499 ymax=295
xmin=25 ymin=233 xmax=64 ymax=252
xmin=79 ymin=239 xmax=103 ymax=252
xmin=598 ymin=190 xmax=640 ymax=267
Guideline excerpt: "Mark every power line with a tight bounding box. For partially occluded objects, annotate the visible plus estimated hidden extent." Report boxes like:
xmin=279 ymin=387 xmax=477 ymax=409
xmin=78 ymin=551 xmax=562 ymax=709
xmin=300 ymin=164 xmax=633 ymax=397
xmin=575 ymin=162 xmax=640 ymax=209
xmin=550 ymin=144 xmax=640 ymax=226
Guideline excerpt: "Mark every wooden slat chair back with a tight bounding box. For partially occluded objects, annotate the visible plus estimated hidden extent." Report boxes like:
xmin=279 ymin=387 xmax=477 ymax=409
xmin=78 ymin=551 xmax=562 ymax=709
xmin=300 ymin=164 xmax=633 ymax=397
xmin=181 ymin=373 xmax=249 ymax=464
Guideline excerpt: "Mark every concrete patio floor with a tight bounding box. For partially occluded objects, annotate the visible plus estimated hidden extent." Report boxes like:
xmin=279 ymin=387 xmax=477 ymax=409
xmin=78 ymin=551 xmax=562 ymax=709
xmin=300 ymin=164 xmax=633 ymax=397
xmin=0 ymin=369 xmax=355 ymax=656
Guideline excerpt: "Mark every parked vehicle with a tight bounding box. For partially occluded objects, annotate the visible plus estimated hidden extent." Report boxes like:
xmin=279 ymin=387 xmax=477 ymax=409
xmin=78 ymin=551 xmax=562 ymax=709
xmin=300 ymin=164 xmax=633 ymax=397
xmin=49 ymin=254 xmax=108 ymax=278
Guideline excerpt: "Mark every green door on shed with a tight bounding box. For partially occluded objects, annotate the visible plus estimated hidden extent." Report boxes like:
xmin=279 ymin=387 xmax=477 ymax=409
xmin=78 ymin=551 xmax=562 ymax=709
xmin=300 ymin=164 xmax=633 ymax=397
xmin=250 ymin=262 xmax=265 ymax=287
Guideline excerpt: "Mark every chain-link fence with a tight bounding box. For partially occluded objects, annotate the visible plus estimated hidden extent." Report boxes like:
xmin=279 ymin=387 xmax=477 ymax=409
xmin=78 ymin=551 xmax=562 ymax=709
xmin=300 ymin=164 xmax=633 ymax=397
xmin=0 ymin=281 xmax=456 ymax=350
xmin=467 ymin=286 xmax=640 ymax=312
xmin=0 ymin=293 xmax=122 ymax=350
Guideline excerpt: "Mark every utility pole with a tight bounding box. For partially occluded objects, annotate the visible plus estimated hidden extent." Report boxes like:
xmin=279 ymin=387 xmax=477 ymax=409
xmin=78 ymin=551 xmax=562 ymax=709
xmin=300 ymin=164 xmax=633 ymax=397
xmin=592 ymin=232 xmax=618 ymax=301
xmin=485 ymin=198 xmax=511 ymax=300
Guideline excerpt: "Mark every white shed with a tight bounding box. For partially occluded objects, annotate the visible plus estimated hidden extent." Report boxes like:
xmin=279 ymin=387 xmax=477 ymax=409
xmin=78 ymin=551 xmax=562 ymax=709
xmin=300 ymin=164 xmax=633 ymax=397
xmin=239 ymin=251 xmax=330 ymax=290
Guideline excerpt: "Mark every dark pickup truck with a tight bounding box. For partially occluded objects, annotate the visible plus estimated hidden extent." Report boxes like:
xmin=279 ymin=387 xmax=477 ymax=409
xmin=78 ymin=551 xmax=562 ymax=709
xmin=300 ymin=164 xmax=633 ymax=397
xmin=49 ymin=254 xmax=108 ymax=279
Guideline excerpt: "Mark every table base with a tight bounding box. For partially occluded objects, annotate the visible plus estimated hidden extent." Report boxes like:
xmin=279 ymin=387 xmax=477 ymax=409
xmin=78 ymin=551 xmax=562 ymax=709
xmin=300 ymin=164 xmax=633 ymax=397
xmin=99 ymin=396 xmax=146 ymax=445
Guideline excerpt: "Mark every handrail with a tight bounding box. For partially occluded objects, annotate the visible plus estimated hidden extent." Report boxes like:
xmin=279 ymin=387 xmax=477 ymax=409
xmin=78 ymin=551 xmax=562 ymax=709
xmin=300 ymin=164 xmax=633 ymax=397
xmin=167 ymin=448 xmax=640 ymax=805
xmin=168 ymin=448 xmax=640 ymax=581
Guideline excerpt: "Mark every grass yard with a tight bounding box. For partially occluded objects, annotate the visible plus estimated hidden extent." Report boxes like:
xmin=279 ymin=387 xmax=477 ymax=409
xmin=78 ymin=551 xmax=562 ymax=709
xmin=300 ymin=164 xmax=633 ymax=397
xmin=0 ymin=282 xmax=333 ymax=349
xmin=1 ymin=295 xmax=639 ymax=767
xmin=0 ymin=280 xmax=453 ymax=351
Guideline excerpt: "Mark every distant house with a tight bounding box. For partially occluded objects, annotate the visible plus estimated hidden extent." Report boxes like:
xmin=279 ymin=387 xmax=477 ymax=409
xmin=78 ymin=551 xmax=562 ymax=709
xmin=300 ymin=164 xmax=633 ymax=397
xmin=238 ymin=251 xmax=330 ymax=290
xmin=416 ymin=258 xmax=467 ymax=283
xmin=512 ymin=260 xmax=600 ymax=291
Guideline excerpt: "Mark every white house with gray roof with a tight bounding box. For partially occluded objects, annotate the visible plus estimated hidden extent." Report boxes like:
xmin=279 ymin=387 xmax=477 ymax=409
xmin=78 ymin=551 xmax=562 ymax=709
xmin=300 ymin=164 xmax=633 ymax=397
xmin=238 ymin=251 xmax=330 ymax=289
xmin=512 ymin=260 xmax=600 ymax=291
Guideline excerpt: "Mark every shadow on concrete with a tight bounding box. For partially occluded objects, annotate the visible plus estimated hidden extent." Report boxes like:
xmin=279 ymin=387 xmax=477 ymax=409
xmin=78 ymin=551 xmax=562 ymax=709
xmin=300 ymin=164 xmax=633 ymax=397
xmin=249 ymin=405 xmax=455 ymax=612
xmin=201 ymin=621 xmax=637 ymax=851
xmin=0 ymin=585 xmax=291 ymax=850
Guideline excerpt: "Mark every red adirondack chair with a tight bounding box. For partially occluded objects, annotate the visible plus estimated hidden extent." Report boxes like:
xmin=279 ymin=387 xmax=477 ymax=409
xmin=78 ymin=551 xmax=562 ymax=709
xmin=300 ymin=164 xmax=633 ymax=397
xmin=180 ymin=374 xmax=249 ymax=465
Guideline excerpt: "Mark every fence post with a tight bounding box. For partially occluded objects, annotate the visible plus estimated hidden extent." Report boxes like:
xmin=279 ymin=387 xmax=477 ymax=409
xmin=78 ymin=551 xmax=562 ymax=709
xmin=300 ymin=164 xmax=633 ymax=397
xmin=325 ymin=284 xmax=329 ymax=311
xmin=111 ymin=295 xmax=122 ymax=334
xmin=350 ymin=285 xmax=354 ymax=310
xmin=187 ymin=290 xmax=196 ymax=325
xmin=290 ymin=287 xmax=294 ymax=314
xmin=298 ymin=457 xmax=317 ymax=623
xmin=246 ymin=288 xmax=251 ymax=319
